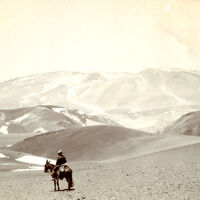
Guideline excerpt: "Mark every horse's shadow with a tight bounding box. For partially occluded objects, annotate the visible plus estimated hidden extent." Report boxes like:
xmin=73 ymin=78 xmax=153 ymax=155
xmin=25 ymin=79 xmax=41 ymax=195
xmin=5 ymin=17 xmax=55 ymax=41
xmin=53 ymin=188 xmax=75 ymax=192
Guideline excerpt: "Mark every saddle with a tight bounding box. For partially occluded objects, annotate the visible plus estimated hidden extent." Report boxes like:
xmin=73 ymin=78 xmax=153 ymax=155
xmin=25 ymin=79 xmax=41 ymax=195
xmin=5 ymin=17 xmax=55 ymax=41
xmin=59 ymin=164 xmax=70 ymax=172
xmin=51 ymin=164 xmax=72 ymax=181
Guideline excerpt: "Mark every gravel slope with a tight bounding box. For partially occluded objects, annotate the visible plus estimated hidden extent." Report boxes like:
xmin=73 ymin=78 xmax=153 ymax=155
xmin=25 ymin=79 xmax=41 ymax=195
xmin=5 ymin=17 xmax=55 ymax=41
xmin=1 ymin=143 xmax=200 ymax=200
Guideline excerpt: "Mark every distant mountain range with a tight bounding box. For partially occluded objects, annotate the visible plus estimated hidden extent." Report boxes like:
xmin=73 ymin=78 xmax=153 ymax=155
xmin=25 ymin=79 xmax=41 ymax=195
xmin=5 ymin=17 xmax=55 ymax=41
xmin=1 ymin=68 xmax=200 ymax=132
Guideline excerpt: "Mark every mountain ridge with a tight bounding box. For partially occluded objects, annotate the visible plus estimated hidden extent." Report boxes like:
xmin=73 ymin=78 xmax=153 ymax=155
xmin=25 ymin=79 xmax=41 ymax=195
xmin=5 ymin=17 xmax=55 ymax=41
xmin=0 ymin=105 xmax=120 ymax=134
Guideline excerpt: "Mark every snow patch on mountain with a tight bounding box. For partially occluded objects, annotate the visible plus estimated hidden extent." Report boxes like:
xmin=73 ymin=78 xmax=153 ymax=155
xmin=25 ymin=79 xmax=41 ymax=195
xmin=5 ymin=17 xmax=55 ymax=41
xmin=13 ymin=166 xmax=43 ymax=172
xmin=85 ymin=119 xmax=105 ymax=126
xmin=16 ymin=155 xmax=56 ymax=166
xmin=13 ymin=114 xmax=31 ymax=123
xmin=161 ymin=85 xmax=188 ymax=104
xmin=34 ymin=127 xmax=48 ymax=133
xmin=0 ymin=163 xmax=17 ymax=165
xmin=52 ymin=107 xmax=66 ymax=113
xmin=64 ymin=112 xmax=83 ymax=124
xmin=0 ymin=126 xmax=8 ymax=134
xmin=51 ymin=106 xmax=84 ymax=124
xmin=0 ymin=153 xmax=9 ymax=158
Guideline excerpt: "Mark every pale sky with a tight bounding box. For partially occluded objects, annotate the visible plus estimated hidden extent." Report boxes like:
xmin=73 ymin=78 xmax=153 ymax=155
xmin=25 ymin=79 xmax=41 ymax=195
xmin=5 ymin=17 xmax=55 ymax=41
xmin=0 ymin=0 xmax=200 ymax=82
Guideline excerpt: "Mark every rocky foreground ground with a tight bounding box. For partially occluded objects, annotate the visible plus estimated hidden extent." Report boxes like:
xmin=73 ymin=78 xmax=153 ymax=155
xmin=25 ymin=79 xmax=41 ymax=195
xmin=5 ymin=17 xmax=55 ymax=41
xmin=1 ymin=144 xmax=200 ymax=200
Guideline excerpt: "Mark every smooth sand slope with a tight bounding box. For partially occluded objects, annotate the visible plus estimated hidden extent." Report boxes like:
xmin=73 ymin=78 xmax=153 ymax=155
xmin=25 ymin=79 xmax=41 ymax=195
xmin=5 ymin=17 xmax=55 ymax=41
xmin=10 ymin=125 xmax=152 ymax=161
xmin=9 ymin=125 xmax=200 ymax=163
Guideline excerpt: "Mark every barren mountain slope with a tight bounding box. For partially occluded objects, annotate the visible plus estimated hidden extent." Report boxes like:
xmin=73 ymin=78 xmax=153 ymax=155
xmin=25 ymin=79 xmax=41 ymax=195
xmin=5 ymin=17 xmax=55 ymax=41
xmin=0 ymin=105 xmax=119 ymax=134
xmin=1 ymin=69 xmax=200 ymax=111
xmin=163 ymin=110 xmax=200 ymax=136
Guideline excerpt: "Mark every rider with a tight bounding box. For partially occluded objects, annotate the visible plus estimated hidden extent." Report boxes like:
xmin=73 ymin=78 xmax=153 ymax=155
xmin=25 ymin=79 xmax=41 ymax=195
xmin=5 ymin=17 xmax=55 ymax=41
xmin=55 ymin=150 xmax=67 ymax=171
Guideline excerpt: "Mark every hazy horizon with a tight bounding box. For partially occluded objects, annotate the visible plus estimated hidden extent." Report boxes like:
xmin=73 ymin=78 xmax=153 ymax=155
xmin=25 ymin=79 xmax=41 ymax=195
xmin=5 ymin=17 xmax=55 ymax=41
xmin=1 ymin=0 xmax=200 ymax=82
xmin=2 ymin=66 xmax=200 ymax=83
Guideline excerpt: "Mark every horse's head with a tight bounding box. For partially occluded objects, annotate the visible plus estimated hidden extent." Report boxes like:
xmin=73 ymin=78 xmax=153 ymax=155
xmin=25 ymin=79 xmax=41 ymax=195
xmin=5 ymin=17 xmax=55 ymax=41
xmin=44 ymin=160 xmax=50 ymax=172
xmin=44 ymin=160 xmax=55 ymax=173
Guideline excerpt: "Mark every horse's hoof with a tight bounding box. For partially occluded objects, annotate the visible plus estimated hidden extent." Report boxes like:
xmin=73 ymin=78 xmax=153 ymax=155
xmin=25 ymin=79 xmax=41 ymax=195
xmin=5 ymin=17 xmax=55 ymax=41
xmin=70 ymin=182 xmax=74 ymax=187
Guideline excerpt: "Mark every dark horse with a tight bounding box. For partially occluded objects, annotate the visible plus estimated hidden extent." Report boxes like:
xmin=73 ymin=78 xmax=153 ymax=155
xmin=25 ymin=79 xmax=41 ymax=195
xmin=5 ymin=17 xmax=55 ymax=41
xmin=44 ymin=160 xmax=73 ymax=191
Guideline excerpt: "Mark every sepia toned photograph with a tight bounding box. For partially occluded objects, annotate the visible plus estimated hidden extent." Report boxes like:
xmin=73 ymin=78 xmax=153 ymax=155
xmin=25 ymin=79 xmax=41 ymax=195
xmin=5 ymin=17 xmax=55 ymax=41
xmin=0 ymin=0 xmax=200 ymax=199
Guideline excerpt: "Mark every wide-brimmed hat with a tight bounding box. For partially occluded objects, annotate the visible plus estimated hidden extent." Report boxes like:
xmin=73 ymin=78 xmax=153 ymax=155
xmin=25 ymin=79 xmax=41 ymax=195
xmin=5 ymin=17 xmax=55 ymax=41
xmin=57 ymin=150 xmax=63 ymax=155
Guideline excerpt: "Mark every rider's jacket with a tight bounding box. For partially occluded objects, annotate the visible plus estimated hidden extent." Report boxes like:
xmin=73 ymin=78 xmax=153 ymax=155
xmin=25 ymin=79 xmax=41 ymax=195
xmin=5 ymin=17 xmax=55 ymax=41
xmin=56 ymin=155 xmax=67 ymax=166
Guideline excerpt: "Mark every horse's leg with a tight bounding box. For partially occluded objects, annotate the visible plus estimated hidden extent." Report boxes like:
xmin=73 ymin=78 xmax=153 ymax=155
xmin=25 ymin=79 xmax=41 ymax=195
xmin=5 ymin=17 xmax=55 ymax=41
xmin=69 ymin=170 xmax=73 ymax=187
xmin=65 ymin=177 xmax=70 ymax=190
xmin=53 ymin=179 xmax=56 ymax=191
xmin=66 ymin=171 xmax=73 ymax=190
xmin=68 ymin=179 xmax=70 ymax=190
xmin=57 ymin=179 xmax=60 ymax=191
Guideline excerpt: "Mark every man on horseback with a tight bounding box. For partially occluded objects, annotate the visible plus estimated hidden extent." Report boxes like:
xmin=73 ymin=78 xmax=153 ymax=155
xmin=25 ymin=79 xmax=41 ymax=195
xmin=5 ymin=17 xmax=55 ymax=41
xmin=51 ymin=150 xmax=74 ymax=190
xmin=55 ymin=150 xmax=67 ymax=172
